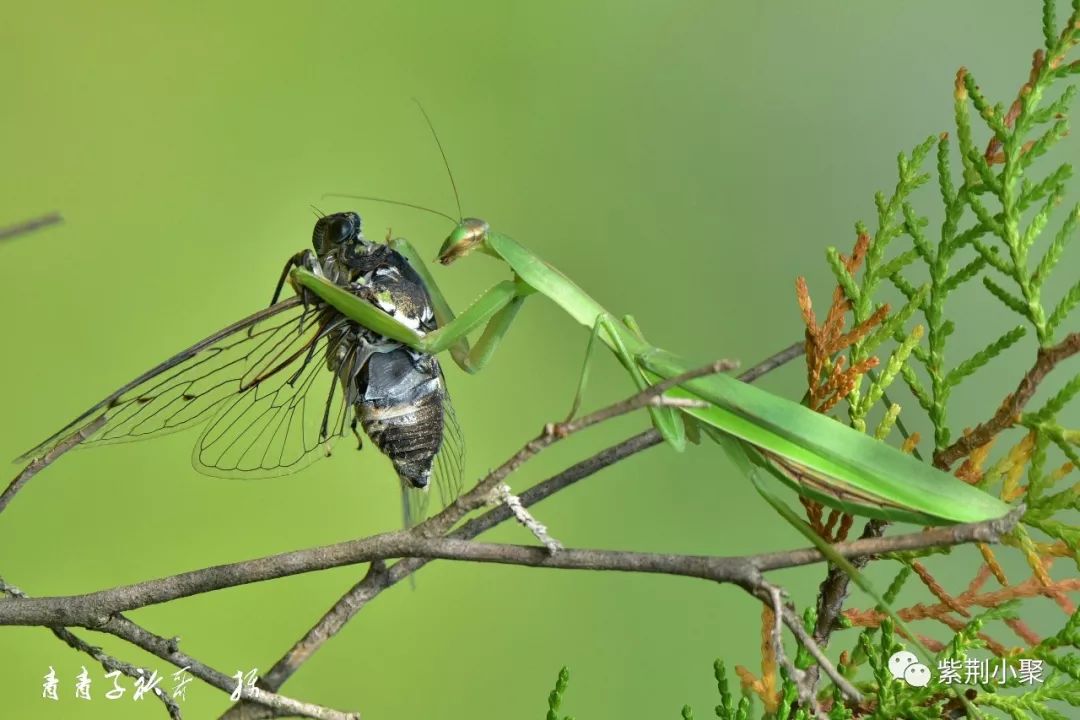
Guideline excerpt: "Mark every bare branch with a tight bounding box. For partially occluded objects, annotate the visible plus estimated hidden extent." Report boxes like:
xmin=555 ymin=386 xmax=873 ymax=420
xmin=0 ymin=510 xmax=1021 ymax=628
xmin=0 ymin=212 xmax=62 ymax=242
xmin=1 ymin=577 xmax=183 ymax=720
xmin=761 ymin=582 xmax=822 ymax=715
xmin=934 ymin=331 xmax=1080 ymax=468
xmin=222 ymin=341 xmax=835 ymax=717
xmin=0 ymin=578 xmax=358 ymax=720
xmin=553 ymin=358 xmax=738 ymax=435
xmin=771 ymin=587 xmax=862 ymax=706
xmin=737 ymin=340 xmax=804 ymax=383
xmin=98 ymin=615 xmax=359 ymax=720
xmin=238 ymin=429 xmax=666 ymax=716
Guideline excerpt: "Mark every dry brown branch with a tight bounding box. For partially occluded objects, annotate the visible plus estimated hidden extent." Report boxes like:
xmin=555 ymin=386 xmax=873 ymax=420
xmin=0 ymin=578 xmax=356 ymax=720
xmin=0 ymin=512 xmax=1020 ymax=628
xmin=934 ymin=332 xmax=1080 ymax=468
xmin=98 ymin=615 xmax=359 ymax=720
xmin=843 ymin=567 xmax=1080 ymax=649
xmin=0 ymin=578 xmax=182 ymax=720
xmin=0 ymin=211 xmax=62 ymax=242
xmin=219 ymin=343 xmax=824 ymax=718
xmin=0 ymin=345 xmax=795 ymax=719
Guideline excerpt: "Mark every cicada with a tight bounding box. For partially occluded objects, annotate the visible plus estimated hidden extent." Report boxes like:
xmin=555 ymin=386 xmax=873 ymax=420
xmin=17 ymin=212 xmax=464 ymax=519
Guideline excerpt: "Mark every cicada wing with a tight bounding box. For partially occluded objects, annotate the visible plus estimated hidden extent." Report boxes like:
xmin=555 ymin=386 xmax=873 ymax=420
xmin=18 ymin=297 xmax=352 ymax=479
xmin=192 ymin=314 xmax=354 ymax=478
xmin=401 ymin=485 xmax=430 ymax=529
xmin=434 ymin=384 xmax=466 ymax=507
xmin=16 ymin=298 xmax=306 ymax=461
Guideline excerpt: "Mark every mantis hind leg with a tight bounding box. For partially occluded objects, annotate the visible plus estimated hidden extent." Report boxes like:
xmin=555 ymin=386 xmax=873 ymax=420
xmin=564 ymin=314 xmax=605 ymax=422
xmin=592 ymin=314 xmax=687 ymax=451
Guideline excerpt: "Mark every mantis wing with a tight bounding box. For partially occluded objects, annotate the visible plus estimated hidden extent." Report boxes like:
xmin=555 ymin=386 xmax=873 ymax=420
xmin=641 ymin=349 xmax=1011 ymax=525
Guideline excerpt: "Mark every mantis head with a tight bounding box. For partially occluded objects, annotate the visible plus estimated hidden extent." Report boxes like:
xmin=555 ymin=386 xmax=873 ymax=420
xmin=437 ymin=217 xmax=490 ymax=265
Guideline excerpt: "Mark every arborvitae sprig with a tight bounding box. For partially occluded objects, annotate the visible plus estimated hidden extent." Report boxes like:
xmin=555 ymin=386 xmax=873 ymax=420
xmin=820 ymin=136 xmax=935 ymax=433
xmin=705 ymin=660 xmax=753 ymax=720
xmin=546 ymin=666 xmax=574 ymax=720
xmin=550 ymin=3 xmax=1080 ymax=717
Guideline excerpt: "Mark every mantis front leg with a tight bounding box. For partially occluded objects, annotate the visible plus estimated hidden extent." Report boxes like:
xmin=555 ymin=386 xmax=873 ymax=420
xmin=290 ymin=263 xmax=532 ymax=372
xmin=389 ymin=237 xmax=528 ymax=373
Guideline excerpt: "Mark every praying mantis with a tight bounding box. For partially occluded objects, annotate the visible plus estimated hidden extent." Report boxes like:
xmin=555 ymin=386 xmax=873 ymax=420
xmin=292 ymin=212 xmax=1013 ymax=527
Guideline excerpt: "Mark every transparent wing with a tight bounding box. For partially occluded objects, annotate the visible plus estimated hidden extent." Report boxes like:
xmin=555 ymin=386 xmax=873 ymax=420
xmin=402 ymin=369 xmax=466 ymax=527
xmin=18 ymin=297 xmax=353 ymax=478
xmin=191 ymin=312 xmax=354 ymax=477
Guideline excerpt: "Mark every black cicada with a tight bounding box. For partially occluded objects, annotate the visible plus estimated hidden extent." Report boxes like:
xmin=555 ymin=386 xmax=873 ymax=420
xmin=16 ymin=212 xmax=464 ymax=519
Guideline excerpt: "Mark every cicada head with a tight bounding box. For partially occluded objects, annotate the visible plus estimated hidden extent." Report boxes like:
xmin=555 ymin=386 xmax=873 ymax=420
xmin=312 ymin=211 xmax=364 ymax=256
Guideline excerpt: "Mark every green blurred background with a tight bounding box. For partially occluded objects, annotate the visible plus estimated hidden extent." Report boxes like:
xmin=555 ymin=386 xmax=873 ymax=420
xmin=2 ymin=2 xmax=1075 ymax=718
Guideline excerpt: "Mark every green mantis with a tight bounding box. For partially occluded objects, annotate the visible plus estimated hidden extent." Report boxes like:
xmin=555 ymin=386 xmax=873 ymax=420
xmin=292 ymin=215 xmax=1012 ymax=527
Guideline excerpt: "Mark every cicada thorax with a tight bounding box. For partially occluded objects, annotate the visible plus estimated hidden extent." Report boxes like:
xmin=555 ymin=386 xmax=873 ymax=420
xmin=322 ymin=242 xmax=447 ymax=490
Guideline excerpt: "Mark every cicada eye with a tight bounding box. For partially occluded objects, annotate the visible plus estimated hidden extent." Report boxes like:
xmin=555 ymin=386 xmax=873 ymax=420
xmin=313 ymin=211 xmax=363 ymax=253
xmin=328 ymin=212 xmax=361 ymax=244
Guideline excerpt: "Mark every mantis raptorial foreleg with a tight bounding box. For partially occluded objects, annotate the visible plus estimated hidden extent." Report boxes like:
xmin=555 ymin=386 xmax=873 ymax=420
xmin=292 ymin=257 xmax=535 ymax=379
xmin=389 ymin=237 xmax=528 ymax=373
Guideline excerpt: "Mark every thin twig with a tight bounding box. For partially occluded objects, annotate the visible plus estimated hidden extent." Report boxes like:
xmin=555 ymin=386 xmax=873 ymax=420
xmin=0 ymin=212 xmax=62 ymax=242
xmin=550 ymin=358 xmax=737 ymax=438
xmin=763 ymin=582 xmax=823 ymax=715
xmin=1 ymin=578 xmax=183 ymax=720
xmin=96 ymin=615 xmax=359 ymax=720
xmin=738 ymin=341 xmax=805 ymax=383
xmin=934 ymin=332 xmax=1080 ymax=468
xmin=806 ymin=516 xmax=886 ymax=691
xmin=728 ymin=572 xmax=860 ymax=710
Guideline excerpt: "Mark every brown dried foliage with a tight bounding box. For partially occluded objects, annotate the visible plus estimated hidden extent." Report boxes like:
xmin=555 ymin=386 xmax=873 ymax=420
xmin=792 ymin=221 xmax=1080 ymax=673
xmin=838 ymin=390 xmax=1079 ymax=657
xmin=735 ymin=605 xmax=781 ymax=712
xmin=793 ymin=233 xmax=887 ymax=541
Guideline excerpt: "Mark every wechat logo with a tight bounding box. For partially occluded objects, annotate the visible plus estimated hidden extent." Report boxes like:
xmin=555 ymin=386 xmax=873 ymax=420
xmin=888 ymin=650 xmax=931 ymax=687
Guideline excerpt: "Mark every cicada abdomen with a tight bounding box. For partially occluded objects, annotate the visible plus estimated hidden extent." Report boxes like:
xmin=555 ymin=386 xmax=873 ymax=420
xmin=358 ymin=348 xmax=446 ymax=489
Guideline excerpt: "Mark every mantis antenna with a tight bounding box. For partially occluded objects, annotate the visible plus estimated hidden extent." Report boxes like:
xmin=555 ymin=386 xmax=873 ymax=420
xmin=412 ymin=97 xmax=464 ymax=220
xmin=322 ymin=101 xmax=466 ymax=227
xmin=320 ymin=193 xmax=457 ymax=224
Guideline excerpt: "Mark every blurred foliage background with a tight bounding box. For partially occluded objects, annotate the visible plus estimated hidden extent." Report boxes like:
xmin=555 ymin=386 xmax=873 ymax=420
xmin=2 ymin=1 xmax=1075 ymax=718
